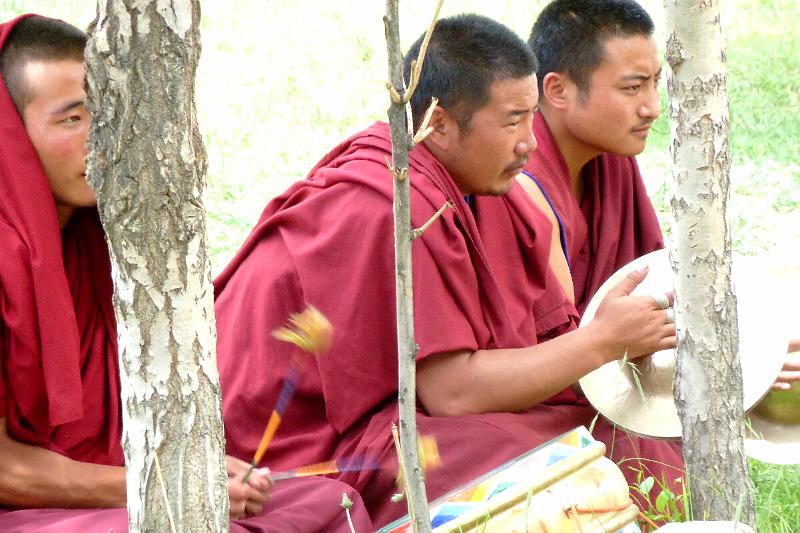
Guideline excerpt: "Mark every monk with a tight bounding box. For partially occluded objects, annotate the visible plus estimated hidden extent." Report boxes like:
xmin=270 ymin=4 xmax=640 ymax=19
xmin=0 ymin=15 xmax=371 ymax=532
xmin=524 ymin=1 xmax=799 ymax=399
xmin=215 ymin=14 xmax=682 ymax=528
xmin=519 ymin=0 xmax=664 ymax=316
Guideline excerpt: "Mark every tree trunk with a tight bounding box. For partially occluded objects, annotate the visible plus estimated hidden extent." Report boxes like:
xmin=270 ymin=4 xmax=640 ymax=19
xmin=383 ymin=1 xmax=432 ymax=531
xmin=665 ymin=0 xmax=756 ymax=526
xmin=85 ymin=1 xmax=229 ymax=531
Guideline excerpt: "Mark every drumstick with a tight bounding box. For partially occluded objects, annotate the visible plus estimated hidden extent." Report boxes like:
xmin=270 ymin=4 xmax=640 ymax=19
xmin=260 ymin=454 xmax=380 ymax=482
xmin=242 ymin=305 xmax=333 ymax=483
xmin=242 ymin=364 xmax=300 ymax=483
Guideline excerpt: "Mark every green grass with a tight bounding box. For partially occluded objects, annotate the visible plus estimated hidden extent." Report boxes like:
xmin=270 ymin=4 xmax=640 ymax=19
xmin=3 ymin=1 xmax=799 ymax=530
xmin=751 ymin=460 xmax=800 ymax=532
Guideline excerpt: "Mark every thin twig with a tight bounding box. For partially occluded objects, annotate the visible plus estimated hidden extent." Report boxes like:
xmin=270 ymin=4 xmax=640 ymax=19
xmin=392 ymin=423 xmax=416 ymax=525
xmin=153 ymin=451 xmax=178 ymax=533
xmin=403 ymin=0 xmax=445 ymax=104
xmin=638 ymin=510 xmax=660 ymax=531
xmin=405 ymin=100 xmax=415 ymax=136
xmin=412 ymin=202 xmax=452 ymax=240
xmin=385 ymin=81 xmax=403 ymax=105
xmin=412 ymin=97 xmax=439 ymax=145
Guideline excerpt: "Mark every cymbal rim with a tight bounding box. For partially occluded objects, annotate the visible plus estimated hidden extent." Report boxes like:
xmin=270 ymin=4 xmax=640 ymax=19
xmin=578 ymin=249 xmax=791 ymax=442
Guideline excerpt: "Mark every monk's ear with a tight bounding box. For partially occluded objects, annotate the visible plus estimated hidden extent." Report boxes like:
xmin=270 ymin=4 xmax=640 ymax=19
xmin=541 ymin=72 xmax=572 ymax=110
xmin=421 ymin=105 xmax=456 ymax=152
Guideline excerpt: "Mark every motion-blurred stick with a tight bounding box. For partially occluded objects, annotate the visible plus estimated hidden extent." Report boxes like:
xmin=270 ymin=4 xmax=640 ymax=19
xmin=243 ymin=305 xmax=332 ymax=483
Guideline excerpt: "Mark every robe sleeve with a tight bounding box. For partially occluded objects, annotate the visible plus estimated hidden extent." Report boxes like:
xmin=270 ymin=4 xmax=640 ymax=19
xmin=298 ymin=180 xmax=479 ymax=432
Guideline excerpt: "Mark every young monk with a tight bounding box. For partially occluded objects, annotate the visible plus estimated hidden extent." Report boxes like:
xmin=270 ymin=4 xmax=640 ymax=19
xmin=0 ymin=15 xmax=371 ymax=532
xmin=215 ymin=14 xmax=682 ymax=528
xmin=520 ymin=0 xmax=664 ymax=315
xmin=523 ymin=0 xmax=800 ymax=391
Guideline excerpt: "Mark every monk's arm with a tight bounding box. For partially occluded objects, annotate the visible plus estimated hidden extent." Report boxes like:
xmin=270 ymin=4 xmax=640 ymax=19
xmin=418 ymin=270 xmax=675 ymax=417
xmin=0 ymin=418 xmax=126 ymax=508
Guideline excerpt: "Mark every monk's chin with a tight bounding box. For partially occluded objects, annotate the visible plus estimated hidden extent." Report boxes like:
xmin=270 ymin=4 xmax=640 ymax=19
xmin=478 ymin=181 xmax=515 ymax=197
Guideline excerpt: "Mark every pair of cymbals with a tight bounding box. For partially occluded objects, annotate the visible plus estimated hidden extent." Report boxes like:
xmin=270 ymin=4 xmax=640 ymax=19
xmin=578 ymin=249 xmax=798 ymax=463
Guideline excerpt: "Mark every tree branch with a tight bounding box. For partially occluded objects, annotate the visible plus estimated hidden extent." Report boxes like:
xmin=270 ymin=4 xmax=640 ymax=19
xmin=412 ymin=97 xmax=439 ymax=145
xmin=384 ymin=1 xmax=444 ymax=531
xmin=412 ymin=202 xmax=452 ymax=240
xmin=402 ymin=0 xmax=444 ymax=105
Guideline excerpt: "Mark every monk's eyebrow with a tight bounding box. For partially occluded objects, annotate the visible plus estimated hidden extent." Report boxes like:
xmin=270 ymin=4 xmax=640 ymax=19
xmin=621 ymin=74 xmax=650 ymax=82
xmin=622 ymin=66 xmax=663 ymax=82
xmin=51 ymin=100 xmax=84 ymax=116
xmin=508 ymin=108 xmax=531 ymax=117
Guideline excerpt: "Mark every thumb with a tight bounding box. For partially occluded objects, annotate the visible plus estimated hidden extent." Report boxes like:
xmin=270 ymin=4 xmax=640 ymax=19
xmin=607 ymin=265 xmax=649 ymax=298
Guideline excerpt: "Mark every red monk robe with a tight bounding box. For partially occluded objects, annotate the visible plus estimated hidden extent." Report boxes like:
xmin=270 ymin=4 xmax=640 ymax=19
xmin=215 ymin=121 xmax=684 ymax=528
xmin=0 ymin=15 xmax=371 ymax=532
xmin=523 ymin=110 xmax=665 ymax=315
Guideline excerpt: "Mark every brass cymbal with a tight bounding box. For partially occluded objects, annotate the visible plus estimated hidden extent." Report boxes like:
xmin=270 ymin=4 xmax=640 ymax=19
xmin=745 ymin=367 xmax=800 ymax=464
xmin=578 ymin=249 xmax=790 ymax=440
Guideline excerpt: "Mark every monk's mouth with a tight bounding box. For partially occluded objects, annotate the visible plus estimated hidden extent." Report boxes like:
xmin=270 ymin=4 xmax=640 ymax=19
xmin=506 ymin=160 xmax=528 ymax=174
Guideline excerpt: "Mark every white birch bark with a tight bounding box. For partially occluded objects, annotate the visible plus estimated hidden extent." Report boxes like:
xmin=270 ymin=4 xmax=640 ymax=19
xmin=85 ymin=1 xmax=229 ymax=531
xmin=665 ymin=0 xmax=756 ymax=525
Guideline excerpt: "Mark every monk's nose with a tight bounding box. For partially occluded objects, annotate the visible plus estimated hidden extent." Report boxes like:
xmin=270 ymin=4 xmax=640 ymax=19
xmin=640 ymin=85 xmax=661 ymax=121
xmin=516 ymin=129 xmax=537 ymax=155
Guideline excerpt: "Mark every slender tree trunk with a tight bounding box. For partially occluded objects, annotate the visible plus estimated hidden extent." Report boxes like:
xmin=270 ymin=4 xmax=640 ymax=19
xmin=383 ymin=2 xmax=431 ymax=531
xmin=665 ymin=0 xmax=756 ymax=526
xmin=85 ymin=1 xmax=229 ymax=531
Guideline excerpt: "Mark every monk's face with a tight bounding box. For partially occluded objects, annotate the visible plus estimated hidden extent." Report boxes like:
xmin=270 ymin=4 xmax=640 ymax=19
xmin=22 ymin=59 xmax=94 ymax=226
xmin=562 ymin=35 xmax=661 ymax=158
xmin=439 ymin=75 xmax=538 ymax=196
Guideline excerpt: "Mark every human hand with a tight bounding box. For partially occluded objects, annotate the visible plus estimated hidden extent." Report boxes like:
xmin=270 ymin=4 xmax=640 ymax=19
xmin=226 ymin=455 xmax=273 ymax=519
xmin=771 ymin=353 xmax=800 ymax=391
xmin=788 ymin=338 xmax=800 ymax=354
xmin=591 ymin=266 xmax=676 ymax=363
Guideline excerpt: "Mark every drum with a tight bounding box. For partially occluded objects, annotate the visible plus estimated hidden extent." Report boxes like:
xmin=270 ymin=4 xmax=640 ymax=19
xmin=379 ymin=426 xmax=641 ymax=533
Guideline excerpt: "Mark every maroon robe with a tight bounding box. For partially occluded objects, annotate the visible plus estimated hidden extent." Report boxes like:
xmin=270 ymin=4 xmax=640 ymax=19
xmin=523 ymin=110 xmax=665 ymax=314
xmin=0 ymin=477 xmax=372 ymax=533
xmin=215 ymin=121 xmax=683 ymax=527
xmin=0 ymin=15 xmax=372 ymax=532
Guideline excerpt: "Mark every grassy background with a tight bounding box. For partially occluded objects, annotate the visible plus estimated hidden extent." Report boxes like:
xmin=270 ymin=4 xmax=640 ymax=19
xmin=2 ymin=1 xmax=798 ymax=530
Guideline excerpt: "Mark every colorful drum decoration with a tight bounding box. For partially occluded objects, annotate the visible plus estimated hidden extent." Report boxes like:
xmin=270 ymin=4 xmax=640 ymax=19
xmin=380 ymin=426 xmax=641 ymax=533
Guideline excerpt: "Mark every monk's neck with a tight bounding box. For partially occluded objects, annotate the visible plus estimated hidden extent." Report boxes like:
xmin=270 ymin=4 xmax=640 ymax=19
xmin=539 ymin=106 xmax=601 ymax=202
xmin=56 ymin=203 xmax=76 ymax=230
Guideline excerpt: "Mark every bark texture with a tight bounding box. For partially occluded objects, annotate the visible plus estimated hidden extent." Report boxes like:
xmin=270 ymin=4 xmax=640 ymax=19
xmin=85 ymin=1 xmax=229 ymax=531
xmin=384 ymin=1 xmax=432 ymax=530
xmin=665 ymin=0 xmax=756 ymax=525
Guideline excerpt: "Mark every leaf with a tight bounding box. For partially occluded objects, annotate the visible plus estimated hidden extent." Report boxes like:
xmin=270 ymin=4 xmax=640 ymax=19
xmin=656 ymin=489 xmax=670 ymax=514
xmin=639 ymin=476 xmax=655 ymax=495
